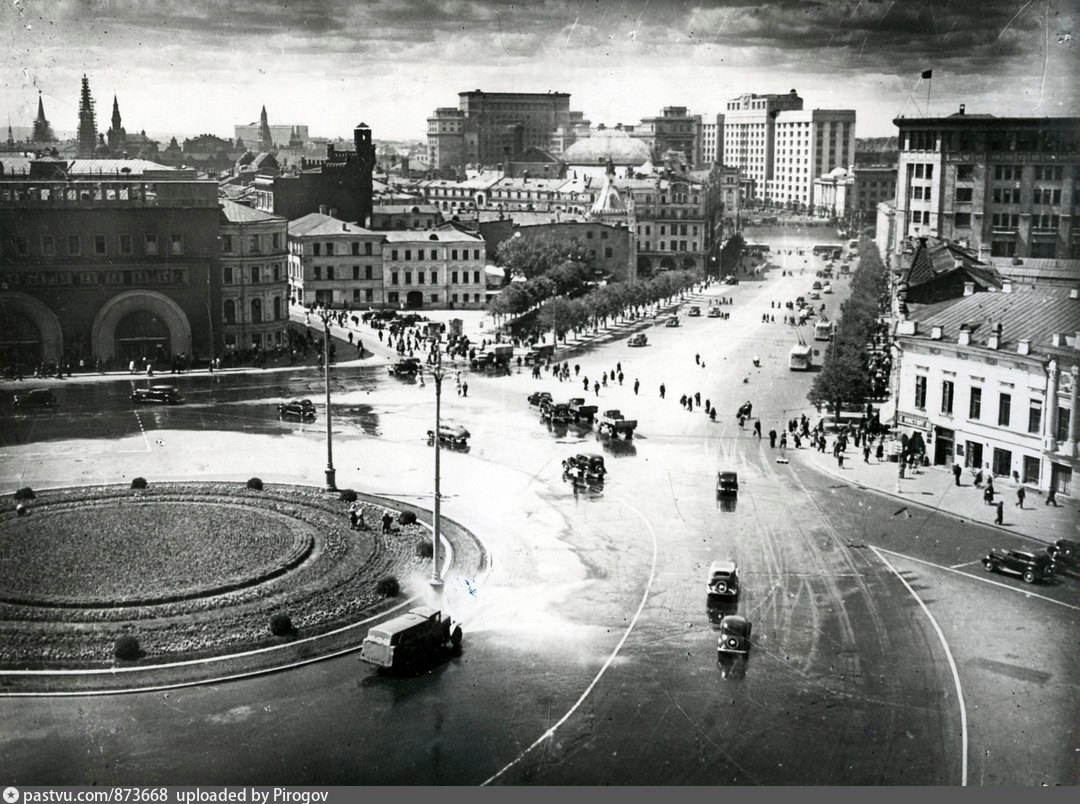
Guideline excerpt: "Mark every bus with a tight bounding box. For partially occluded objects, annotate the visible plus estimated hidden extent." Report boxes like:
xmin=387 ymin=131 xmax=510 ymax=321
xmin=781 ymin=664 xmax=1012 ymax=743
xmin=789 ymin=343 xmax=813 ymax=370
xmin=812 ymin=243 xmax=843 ymax=258
xmin=814 ymin=320 xmax=834 ymax=341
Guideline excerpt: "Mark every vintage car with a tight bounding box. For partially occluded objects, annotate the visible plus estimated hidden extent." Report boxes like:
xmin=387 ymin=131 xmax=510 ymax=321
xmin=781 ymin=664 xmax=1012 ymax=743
xmin=628 ymin=333 xmax=649 ymax=347
xmin=568 ymin=397 xmax=598 ymax=423
xmin=706 ymin=560 xmax=740 ymax=600
xmin=361 ymin=309 xmax=399 ymax=323
xmin=716 ymin=471 xmax=739 ymax=496
xmin=982 ymin=548 xmax=1055 ymax=584
xmin=707 ymin=307 xmax=722 ymax=318
xmin=277 ymin=399 xmax=316 ymax=419
xmin=562 ymin=453 xmax=607 ymax=481
xmin=427 ymin=424 xmax=470 ymax=447
xmin=688 ymin=306 xmax=702 ymax=317
xmin=812 ymin=280 xmax=823 ymax=290
xmin=13 ymin=388 xmax=58 ymax=409
xmin=665 ymin=317 xmax=680 ymax=328
xmin=359 ymin=606 xmax=462 ymax=669
xmin=823 ymin=283 xmax=833 ymax=294
xmin=528 ymin=391 xmax=553 ymax=408
xmin=542 ymin=402 xmax=574 ymax=425
xmin=809 ymin=290 xmax=821 ymax=300
xmin=722 ymin=275 xmax=737 ymax=285
xmin=1047 ymin=539 xmax=1079 ymax=571
xmin=523 ymin=344 xmax=556 ymax=364
xmin=131 ymin=385 xmax=183 ymax=404
xmin=388 ymin=358 xmax=421 ymax=376
xmin=717 ymin=615 xmax=752 ymax=655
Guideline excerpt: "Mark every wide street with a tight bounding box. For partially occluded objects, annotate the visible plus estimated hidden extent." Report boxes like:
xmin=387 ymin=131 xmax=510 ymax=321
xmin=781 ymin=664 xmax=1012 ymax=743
xmin=1 ymin=226 xmax=1076 ymax=786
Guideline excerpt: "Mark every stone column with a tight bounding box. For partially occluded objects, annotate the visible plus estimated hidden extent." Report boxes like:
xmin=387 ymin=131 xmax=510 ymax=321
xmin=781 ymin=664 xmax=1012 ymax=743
xmin=1067 ymin=365 xmax=1080 ymax=459
xmin=1045 ymin=360 xmax=1058 ymax=452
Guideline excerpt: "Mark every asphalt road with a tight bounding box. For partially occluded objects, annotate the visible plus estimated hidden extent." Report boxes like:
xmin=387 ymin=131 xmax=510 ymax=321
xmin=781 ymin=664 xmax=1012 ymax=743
xmin=1 ymin=230 xmax=1076 ymax=786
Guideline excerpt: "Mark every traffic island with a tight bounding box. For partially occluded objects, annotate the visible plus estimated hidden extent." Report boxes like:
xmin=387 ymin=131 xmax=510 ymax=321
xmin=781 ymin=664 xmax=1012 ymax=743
xmin=0 ymin=482 xmax=485 ymax=694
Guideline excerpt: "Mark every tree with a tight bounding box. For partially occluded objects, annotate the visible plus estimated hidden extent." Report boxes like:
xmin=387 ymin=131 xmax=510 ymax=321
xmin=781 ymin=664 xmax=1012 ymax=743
xmin=538 ymin=297 xmax=586 ymax=342
xmin=719 ymin=233 xmax=745 ymax=277
xmin=496 ymin=234 xmax=592 ymax=281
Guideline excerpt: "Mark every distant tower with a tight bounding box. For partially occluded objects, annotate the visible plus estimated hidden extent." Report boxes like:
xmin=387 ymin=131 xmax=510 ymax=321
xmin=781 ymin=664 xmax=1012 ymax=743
xmin=6 ymin=120 xmax=13 ymax=147
xmin=288 ymin=125 xmax=303 ymax=148
xmin=107 ymin=94 xmax=126 ymax=151
xmin=77 ymin=75 xmax=97 ymax=158
xmin=31 ymin=92 xmax=55 ymax=142
xmin=258 ymin=105 xmax=273 ymax=151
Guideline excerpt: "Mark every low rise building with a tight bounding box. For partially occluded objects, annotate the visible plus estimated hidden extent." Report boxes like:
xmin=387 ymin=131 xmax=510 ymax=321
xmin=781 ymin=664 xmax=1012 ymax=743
xmin=287 ymin=213 xmax=384 ymax=309
xmin=382 ymin=228 xmax=487 ymax=309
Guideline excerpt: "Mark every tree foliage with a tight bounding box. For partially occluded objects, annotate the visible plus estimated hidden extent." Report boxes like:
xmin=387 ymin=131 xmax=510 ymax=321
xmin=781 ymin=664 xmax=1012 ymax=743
xmin=495 ymin=235 xmax=593 ymax=281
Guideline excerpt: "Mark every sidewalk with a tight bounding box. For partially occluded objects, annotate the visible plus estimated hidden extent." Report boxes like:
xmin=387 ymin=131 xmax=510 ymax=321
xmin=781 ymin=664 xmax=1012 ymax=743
xmin=793 ymin=440 xmax=1077 ymax=545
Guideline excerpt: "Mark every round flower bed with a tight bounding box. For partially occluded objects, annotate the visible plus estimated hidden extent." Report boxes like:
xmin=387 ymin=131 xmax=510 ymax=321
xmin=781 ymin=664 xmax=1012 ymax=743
xmin=0 ymin=483 xmax=434 ymax=668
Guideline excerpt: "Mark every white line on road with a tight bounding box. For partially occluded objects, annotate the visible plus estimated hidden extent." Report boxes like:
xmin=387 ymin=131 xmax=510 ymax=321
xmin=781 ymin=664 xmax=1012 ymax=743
xmin=481 ymin=496 xmax=659 ymax=786
xmin=869 ymin=545 xmax=968 ymax=788
xmin=875 ymin=546 xmax=1080 ymax=612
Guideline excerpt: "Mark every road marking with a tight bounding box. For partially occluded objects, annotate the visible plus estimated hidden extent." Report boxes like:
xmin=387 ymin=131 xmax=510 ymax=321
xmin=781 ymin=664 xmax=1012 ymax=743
xmin=481 ymin=496 xmax=659 ymax=786
xmin=874 ymin=546 xmax=1080 ymax=612
xmin=870 ymin=545 xmax=968 ymax=787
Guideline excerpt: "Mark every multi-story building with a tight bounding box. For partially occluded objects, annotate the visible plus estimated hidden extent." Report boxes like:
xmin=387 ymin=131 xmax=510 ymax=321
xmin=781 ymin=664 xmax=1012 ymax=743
xmin=370 ymin=203 xmax=443 ymax=231
xmin=287 ymin=212 xmax=385 ymax=309
xmin=769 ymin=109 xmax=856 ymax=209
xmin=639 ymin=107 xmax=703 ymax=167
xmin=426 ymin=90 xmax=584 ymax=168
xmin=722 ymin=90 xmax=803 ymax=201
xmin=0 ymin=156 xmax=219 ymax=368
xmin=218 ymin=201 xmax=290 ymax=354
xmin=893 ymin=284 xmax=1080 ymax=496
xmin=852 ymin=165 xmax=897 ymax=224
xmin=621 ymin=173 xmax=710 ymax=276
xmin=700 ymin=114 xmax=724 ymax=165
xmin=382 ymin=228 xmax=487 ymax=309
xmin=891 ymin=109 xmax=1080 ymax=263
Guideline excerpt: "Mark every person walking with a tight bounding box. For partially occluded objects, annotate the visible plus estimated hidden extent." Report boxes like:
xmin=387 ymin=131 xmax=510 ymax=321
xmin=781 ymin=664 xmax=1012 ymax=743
xmin=659 ymin=383 xmax=666 ymax=399
xmin=381 ymin=511 xmax=393 ymax=533
xmin=994 ymin=500 xmax=1004 ymax=525
xmin=593 ymin=380 xmax=600 ymax=397
xmin=633 ymin=378 xmax=640 ymax=395
xmin=863 ymin=444 xmax=871 ymax=463
xmin=1015 ymin=486 xmax=1025 ymax=508
xmin=769 ymin=429 xmax=777 ymax=448
xmin=837 ymin=451 xmax=845 ymax=469
xmin=1046 ymin=485 xmax=1059 ymax=506
xmin=754 ymin=420 xmax=762 ymax=438
xmin=952 ymin=463 xmax=962 ymax=486
xmin=583 ymin=377 xmax=589 ymax=392
xmin=461 ymin=381 xmax=468 ymax=398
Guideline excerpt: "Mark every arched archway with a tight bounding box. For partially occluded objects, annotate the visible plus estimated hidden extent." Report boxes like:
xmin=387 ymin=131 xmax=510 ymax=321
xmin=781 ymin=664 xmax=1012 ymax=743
xmin=659 ymin=256 xmax=677 ymax=272
xmin=92 ymin=290 xmax=192 ymax=364
xmin=0 ymin=292 xmax=63 ymax=366
xmin=681 ymin=257 xmax=697 ymax=272
xmin=406 ymin=290 xmax=424 ymax=308
xmin=116 ymin=310 xmax=171 ymax=363
xmin=636 ymin=256 xmax=653 ymax=278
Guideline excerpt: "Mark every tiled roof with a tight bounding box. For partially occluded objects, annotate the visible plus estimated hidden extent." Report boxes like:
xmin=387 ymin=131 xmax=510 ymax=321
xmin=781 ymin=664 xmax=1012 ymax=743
xmin=220 ymin=199 xmax=284 ymax=223
xmin=907 ymin=286 xmax=1080 ymax=353
xmin=903 ymin=237 xmax=1000 ymax=290
xmin=993 ymin=258 xmax=1080 ymax=286
xmin=0 ymin=156 xmax=171 ymax=176
xmin=288 ymin=212 xmax=375 ymax=237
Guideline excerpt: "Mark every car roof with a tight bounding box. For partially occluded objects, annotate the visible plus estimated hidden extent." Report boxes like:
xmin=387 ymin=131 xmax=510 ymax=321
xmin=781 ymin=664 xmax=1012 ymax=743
xmin=720 ymin=614 xmax=749 ymax=630
xmin=709 ymin=560 xmax=737 ymax=574
xmin=149 ymin=385 xmax=178 ymax=391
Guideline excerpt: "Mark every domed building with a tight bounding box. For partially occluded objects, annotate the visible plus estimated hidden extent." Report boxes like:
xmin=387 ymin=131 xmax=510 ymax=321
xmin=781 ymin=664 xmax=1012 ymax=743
xmin=813 ymin=164 xmax=855 ymax=218
xmin=563 ymin=128 xmax=653 ymax=179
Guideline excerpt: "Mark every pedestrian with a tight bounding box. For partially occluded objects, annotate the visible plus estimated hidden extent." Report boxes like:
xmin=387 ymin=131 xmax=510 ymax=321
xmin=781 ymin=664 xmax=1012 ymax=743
xmin=1046 ymin=485 xmax=1059 ymax=506
xmin=659 ymin=383 xmax=666 ymax=399
xmin=679 ymin=394 xmax=687 ymax=408
xmin=754 ymin=420 xmax=761 ymax=438
xmin=994 ymin=500 xmax=1004 ymax=525
xmin=695 ymin=353 xmax=700 ymax=365
xmin=584 ymin=377 xmax=589 ymax=392
xmin=461 ymin=381 xmax=468 ymax=398
xmin=863 ymin=444 xmax=871 ymax=463
xmin=694 ymin=392 xmax=701 ymax=407
xmin=382 ymin=511 xmax=393 ymax=533
xmin=594 ymin=381 xmax=600 ymax=397
xmin=779 ymin=432 xmax=788 ymax=449
xmin=1015 ymin=486 xmax=1025 ymax=508
xmin=769 ymin=429 xmax=777 ymax=448
xmin=618 ymin=372 xmax=624 ymax=386
xmin=838 ymin=452 xmax=845 ymax=468
xmin=983 ymin=485 xmax=994 ymax=506
xmin=633 ymin=378 xmax=640 ymax=395
xmin=349 ymin=509 xmax=359 ymax=530
xmin=575 ymin=364 xmax=580 ymax=376
xmin=952 ymin=463 xmax=962 ymax=486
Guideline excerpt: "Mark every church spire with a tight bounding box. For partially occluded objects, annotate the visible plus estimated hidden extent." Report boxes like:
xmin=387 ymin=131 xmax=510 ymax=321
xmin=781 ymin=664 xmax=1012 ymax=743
xmin=32 ymin=91 xmax=55 ymax=142
xmin=77 ymin=74 xmax=97 ymax=158
xmin=111 ymin=94 xmax=122 ymax=132
xmin=6 ymin=119 xmax=13 ymax=147
xmin=258 ymin=104 xmax=273 ymax=151
xmin=107 ymin=93 xmax=126 ymax=152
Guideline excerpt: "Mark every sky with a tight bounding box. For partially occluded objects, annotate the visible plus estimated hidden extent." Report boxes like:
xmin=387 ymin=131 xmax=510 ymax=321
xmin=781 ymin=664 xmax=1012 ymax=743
xmin=1 ymin=0 xmax=1077 ymax=144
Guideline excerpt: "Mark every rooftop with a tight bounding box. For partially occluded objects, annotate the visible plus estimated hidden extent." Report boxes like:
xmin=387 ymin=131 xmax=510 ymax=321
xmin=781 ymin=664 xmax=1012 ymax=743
xmin=220 ymin=199 xmax=285 ymax=224
xmin=288 ymin=212 xmax=376 ymax=238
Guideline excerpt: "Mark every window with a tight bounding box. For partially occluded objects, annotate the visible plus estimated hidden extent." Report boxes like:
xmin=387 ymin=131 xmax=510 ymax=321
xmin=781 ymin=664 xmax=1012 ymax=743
xmin=998 ymin=393 xmax=1011 ymax=427
xmin=955 ymin=188 xmax=972 ymax=203
xmin=1034 ymin=165 xmax=1063 ymax=181
xmin=451 ymin=271 xmax=459 ymax=283
xmin=247 ymin=266 xmax=258 ymax=284
xmin=991 ymin=240 xmax=1017 ymax=257
xmin=249 ymin=235 xmax=260 ymax=253
xmin=352 ymin=266 xmax=360 ymax=280
xmin=352 ymin=242 xmax=360 ymax=256
xmin=1028 ymin=400 xmax=1042 ymax=434
xmin=365 ymin=289 xmax=373 ymax=302
xmin=222 ymin=235 xmax=233 ymax=253
xmin=993 ymin=165 xmax=1020 ymax=181
xmin=68 ymin=235 xmax=80 ymax=255
xmin=93 ymin=235 xmax=107 ymax=255
xmin=991 ymin=213 xmax=1020 ymax=229
xmin=314 ymin=243 xmax=321 ymax=256
xmin=914 ymin=376 xmax=927 ymax=410
xmin=326 ymin=266 xmax=334 ymax=281
xmin=325 ymin=242 xmax=334 ymax=256
xmin=387 ymin=291 xmax=399 ymax=304
xmin=250 ymin=299 xmax=261 ymax=324
xmin=913 ymin=186 xmax=924 ymax=200
xmin=41 ymin=236 xmax=55 ymax=256
xmin=605 ymin=247 xmax=614 ymax=258
xmin=224 ymin=266 xmax=233 ymax=284
xmin=391 ymin=272 xmax=399 ymax=285
xmin=954 ymin=212 xmax=971 ymax=227
xmin=474 ymin=249 xmax=480 ymax=260
xmin=992 ymin=447 xmax=1012 ymax=477
xmin=366 ymin=265 xmax=374 ymax=280
xmin=1022 ymin=456 xmax=1040 ymax=485
xmin=313 ymin=266 xmax=322 ymax=280
xmin=957 ymin=165 xmax=974 ymax=180
xmin=473 ymin=271 xmax=480 ymax=284
xmin=404 ymin=272 xmax=412 ymax=285
xmin=430 ymin=293 xmax=438 ymax=303
xmin=969 ymin=387 xmax=982 ymax=420
xmin=405 ymin=250 xmax=411 ymax=261
xmin=170 ymin=234 xmax=183 ymax=255
xmin=1056 ymin=407 xmax=1070 ymax=443
xmin=430 ymin=271 xmax=437 ymax=284
xmin=272 ymin=233 xmax=281 ymax=250
xmin=391 ymin=249 xmax=398 ymax=261
xmin=273 ymin=297 xmax=281 ymax=320
xmin=223 ymin=299 xmax=236 ymax=324
xmin=452 ymin=249 xmax=459 ymax=260
xmin=586 ymin=231 xmax=594 ymax=240
xmin=418 ymin=271 xmax=425 ymax=284
xmin=365 ymin=242 xmax=373 ymax=255
xmin=430 ymin=249 xmax=437 ymax=260
xmin=925 ymin=165 xmax=933 ymax=180
xmin=941 ymin=381 xmax=954 ymax=415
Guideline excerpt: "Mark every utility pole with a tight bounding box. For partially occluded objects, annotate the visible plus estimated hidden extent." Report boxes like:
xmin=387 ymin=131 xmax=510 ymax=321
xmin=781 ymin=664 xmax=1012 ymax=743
xmin=318 ymin=307 xmax=336 ymax=491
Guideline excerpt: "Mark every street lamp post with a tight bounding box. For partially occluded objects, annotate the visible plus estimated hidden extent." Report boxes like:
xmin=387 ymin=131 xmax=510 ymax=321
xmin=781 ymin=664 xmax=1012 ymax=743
xmin=318 ymin=308 xmax=336 ymax=491
xmin=425 ymin=346 xmax=447 ymax=587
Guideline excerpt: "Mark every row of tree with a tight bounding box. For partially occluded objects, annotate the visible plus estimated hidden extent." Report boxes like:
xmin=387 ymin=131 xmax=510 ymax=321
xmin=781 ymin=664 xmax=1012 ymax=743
xmin=807 ymin=235 xmax=890 ymax=417
xmin=487 ymin=236 xmax=597 ymax=318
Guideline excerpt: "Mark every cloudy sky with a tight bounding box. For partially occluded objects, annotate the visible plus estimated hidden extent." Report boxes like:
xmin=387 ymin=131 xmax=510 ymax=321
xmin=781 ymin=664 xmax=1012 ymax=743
xmin=2 ymin=0 xmax=1076 ymax=143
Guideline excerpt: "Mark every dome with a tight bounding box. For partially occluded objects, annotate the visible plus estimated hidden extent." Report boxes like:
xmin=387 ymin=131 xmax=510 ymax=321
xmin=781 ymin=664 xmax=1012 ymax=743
xmin=828 ymin=166 xmax=849 ymax=178
xmin=563 ymin=130 xmax=653 ymax=165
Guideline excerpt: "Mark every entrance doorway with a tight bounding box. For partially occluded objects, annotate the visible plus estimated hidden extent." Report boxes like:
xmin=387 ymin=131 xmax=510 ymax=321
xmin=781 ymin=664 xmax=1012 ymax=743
xmin=1051 ymin=463 xmax=1072 ymax=496
xmin=933 ymin=426 xmax=954 ymax=466
xmin=0 ymin=312 xmax=43 ymax=370
xmin=964 ymin=441 xmax=983 ymax=470
xmin=406 ymin=291 xmax=424 ymax=308
xmin=115 ymin=310 xmax=170 ymax=364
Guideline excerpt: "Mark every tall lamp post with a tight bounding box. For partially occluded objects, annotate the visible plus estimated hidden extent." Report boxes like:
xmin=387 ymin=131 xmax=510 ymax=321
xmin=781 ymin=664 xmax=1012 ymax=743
xmin=317 ymin=307 xmax=336 ymax=491
xmin=422 ymin=340 xmax=448 ymax=587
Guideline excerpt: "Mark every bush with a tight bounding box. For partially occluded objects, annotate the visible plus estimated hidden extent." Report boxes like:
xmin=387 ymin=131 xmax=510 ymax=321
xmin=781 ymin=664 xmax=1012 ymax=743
xmin=14 ymin=486 xmax=34 ymax=501
xmin=415 ymin=540 xmax=433 ymax=558
xmin=376 ymin=576 xmax=400 ymax=598
xmin=269 ymin=613 xmax=294 ymax=637
xmin=246 ymin=477 xmax=264 ymax=491
xmin=339 ymin=489 xmax=358 ymax=503
xmin=114 ymin=634 xmax=141 ymax=661
xmin=398 ymin=510 xmax=417 ymax=526
xmin=130 ymin=477 xmax=148 ymax=490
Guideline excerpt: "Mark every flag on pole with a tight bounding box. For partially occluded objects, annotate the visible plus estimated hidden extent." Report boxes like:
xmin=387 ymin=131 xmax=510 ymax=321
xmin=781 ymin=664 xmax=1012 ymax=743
xmin=921 ymin=69 xmax=933 ymax=79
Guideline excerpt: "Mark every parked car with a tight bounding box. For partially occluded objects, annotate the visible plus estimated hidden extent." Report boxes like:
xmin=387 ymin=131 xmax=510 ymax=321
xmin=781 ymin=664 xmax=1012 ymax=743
xmin=665 ymin=317 xmax=680 ymax=328
xmin=1047 ymin=539 xmax=1079 ymax=571
xmin=596 ymin=409 xmax=637 ymax=439
xmin=362 ymin=309 xmax=398 ymax=323
xmin=707 ymin=308 xmax=722 ymax=318
xmin=132 ymin=385 xmax=182 ymax=404
xmin=823 ymin=283 xmax=833 ymax=294
xmin=562 ymin=453 xmax=607 ymax=481
xmin=812 ymin=281 xmax=823 ymax=290
xmin=716 ymin=471 xmax=739 ymax=496
xmin=809 ymin=290 xmax=821 ymax=300
xmin=568 ymin=397 xmax=598 ymax=423
xmin=542 ymin=402 xmax=574 ymax=425
xmin=13 ymin=388 xmax=58 ymax=409
xmin=628 ymin=333 xmax=649 ymax=347
xmin=717 ymin=615 xmax=752 ymax=655
xmin=706 ymin=560 xmax=740 ymax=600
xmin=427 ymin=424 xmax=470 ymax=447
xmin=278 ymin=399 xmax=316 ymax=419
xmin=722 ymin=275 xmax=737 ymax=285
xmin=982 ymin=548 xmax=1055 ymax=584
xmin=528 ymin=391 xmax=553 ymax=408
xmin=688 ymin=306 xmax=702 ymax=317
xmin=388 ymin=358 xmax=421 ymax=376
xmin=524 ymin=344 xmax=556 ymax=364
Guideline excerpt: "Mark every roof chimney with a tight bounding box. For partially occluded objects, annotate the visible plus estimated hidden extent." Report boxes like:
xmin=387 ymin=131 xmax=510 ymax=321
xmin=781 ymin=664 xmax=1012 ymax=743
xmin=318 ymin=204 xmax=328 ymax=215
xmin=896 ymin=320 xmax=917 ymax=335
xmin=959 ymin=104 xmax=966 ymax=115
xmin=1070 ymin=287 xmax=1079 ymax=300
xmin=987 ymin=323 xmax=1002 ymax=350
xmin=330 ymin=208 xmax=337 ymax=218
xmin=1017 ymin=339 xmax=1030 ymax=355
xmin=963 ymin=281 xmax=974 ymax=296
xmin=931 ymin=325 xmax=943 ymax=340
xmin=342 ymin=223 xmax=348 ymax=231
xmin=1052 ymin=333 xmax=1065 ymax=346
xmin=958 ymin=328 xmax=971 ymax=346
xmin=1002 ymin=279 xmax=1013 ymax=294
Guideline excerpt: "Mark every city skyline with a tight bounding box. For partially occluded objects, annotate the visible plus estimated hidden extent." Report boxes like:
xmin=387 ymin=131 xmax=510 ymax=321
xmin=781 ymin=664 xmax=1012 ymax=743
xmin=2 ymin=0 xmax=1076 ymax=145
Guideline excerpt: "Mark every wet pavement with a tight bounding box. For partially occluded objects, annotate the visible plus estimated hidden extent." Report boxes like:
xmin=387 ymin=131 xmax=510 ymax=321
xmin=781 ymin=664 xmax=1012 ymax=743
xmin=1 ymin=227 xmax=1076 ymax=785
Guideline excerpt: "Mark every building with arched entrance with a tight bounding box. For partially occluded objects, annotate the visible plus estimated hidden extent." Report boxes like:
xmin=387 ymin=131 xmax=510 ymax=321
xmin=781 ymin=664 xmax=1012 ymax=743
xmin=0 ymin=155 xmax=219 ymax=372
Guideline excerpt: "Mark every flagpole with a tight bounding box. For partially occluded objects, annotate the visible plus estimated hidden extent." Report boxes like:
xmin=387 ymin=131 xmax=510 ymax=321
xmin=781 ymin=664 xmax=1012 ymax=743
xmin=926 ymin=75 xmax=932 ymax=117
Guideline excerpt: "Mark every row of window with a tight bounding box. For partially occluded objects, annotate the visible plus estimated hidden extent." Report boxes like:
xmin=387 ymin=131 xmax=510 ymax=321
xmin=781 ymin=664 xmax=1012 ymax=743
xmin=311 ymin=265 xmax=376 ymax=281
xmin=913 ymin=376 xmax=1068 ymax=437
xmin=222 ymin=264 xmax=283 ymax=284
xmin=387 ymin=270 xmax=483 ymax=285
xmin=221 ymin=233 xmax=282 ymax=254
xmin=388 ymin=248 xmax=481 ymax=261
xmin=637 ymin=241 xmax=698 ymax=253
xmin=222 ymin=297 xmax=283 ymax=325
xmin=986 ymin=213 xmax=1062 ymax=232
xmin=4 ymin=233 xmax=184 ymax=258
xmin=307 ymin=241 xmax=376 ymax=257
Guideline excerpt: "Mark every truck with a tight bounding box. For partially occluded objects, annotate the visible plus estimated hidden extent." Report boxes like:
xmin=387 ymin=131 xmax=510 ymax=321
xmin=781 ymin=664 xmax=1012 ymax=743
xmin=471 ymin=344 xmax=513 ymax=369
xmin=597 ymin=409 xmax=637 ymax=439
xmin=359 ymin=606 xmax=463 ymax=669
xmin=568 ymin=397 xmax=598 ymax=424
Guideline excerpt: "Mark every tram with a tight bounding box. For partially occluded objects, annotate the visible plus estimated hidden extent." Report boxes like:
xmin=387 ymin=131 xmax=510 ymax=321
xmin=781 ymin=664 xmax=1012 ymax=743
xmin=813 ymin=320 xmax=834 ymax=342
xmin=789 ymin=342 xmax=813 ymax=371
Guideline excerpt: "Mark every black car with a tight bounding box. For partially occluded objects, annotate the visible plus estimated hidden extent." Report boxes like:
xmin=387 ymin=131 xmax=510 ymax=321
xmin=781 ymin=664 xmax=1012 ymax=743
xmin=542 ymin=403 xmax=573 ymax=425
xmin=528 ymin=391 xmax=553 ymax=407
xmin=388 ymin=358 xmax=421 ymax=376
xmin=982 ymin=548 xmax=1055 ymax=584
xmin=562 ymin=453 xmax=606 ymax=481
xmin=132 ymin=385 xmax=183 ymax=404
xmin=13 ymin=388 xmax=58 ymax=409
xmin=1047 ymin=539 xmax=1079 ymax=571
xmin=278 ymin=399 xmax=316 ymax=419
